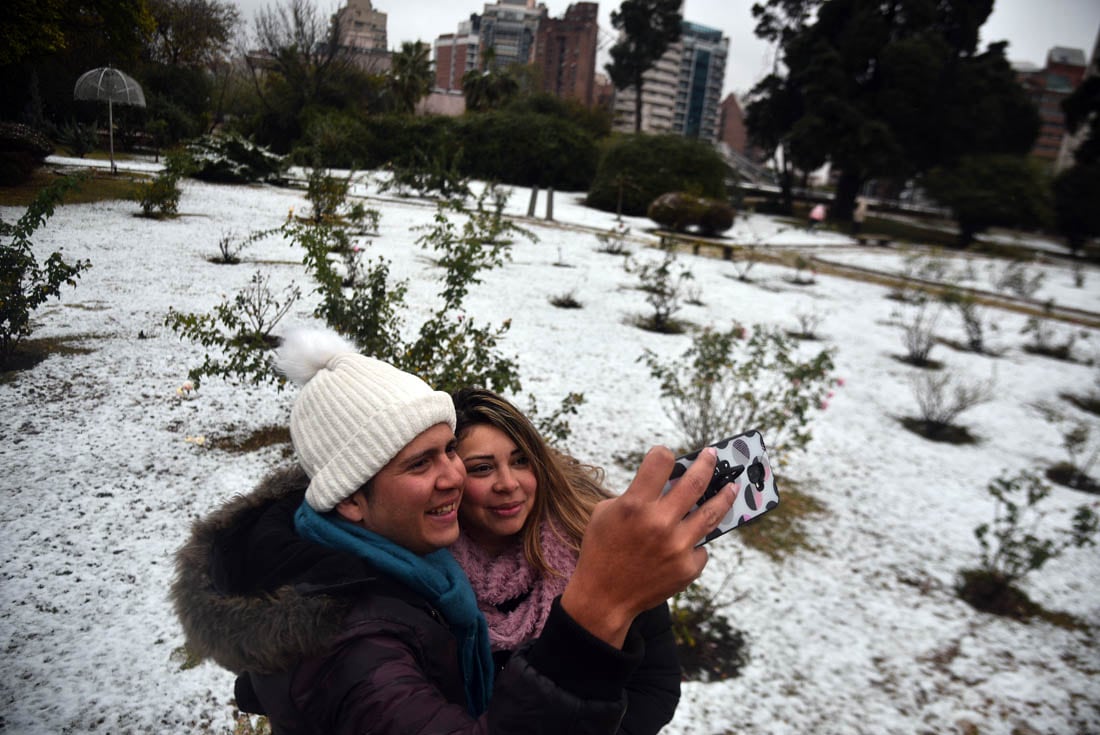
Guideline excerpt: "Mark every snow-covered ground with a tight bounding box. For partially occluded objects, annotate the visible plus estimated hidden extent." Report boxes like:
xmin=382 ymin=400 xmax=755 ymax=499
xmin=2 ymin=164 xmax=1099 ymax=735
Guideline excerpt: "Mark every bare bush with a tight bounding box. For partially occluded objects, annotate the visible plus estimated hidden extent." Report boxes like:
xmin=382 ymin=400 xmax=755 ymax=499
xmin=908 ymin=370 xmax=995 ymax=438
xmin=896 ymin=300 xmax=942 ymax=366
xmin=990 ymin=259 xmax=1044 ymax=300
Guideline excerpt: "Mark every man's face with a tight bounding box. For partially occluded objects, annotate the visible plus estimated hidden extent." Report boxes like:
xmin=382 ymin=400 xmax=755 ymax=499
xmin=337 ymin=423 xmax=466 ymax=555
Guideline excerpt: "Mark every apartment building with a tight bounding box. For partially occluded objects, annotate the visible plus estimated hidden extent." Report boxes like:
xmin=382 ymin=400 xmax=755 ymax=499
xmin=479 ymin=0 xmax=548 ymax=70
xmin=1016 ymin=46 xmax=1087 ymax=172
xmin=433 ymin=1 xmax=600 ymax=109
xmin=434 ymin=15 xmax=482 ymax=93
xmin=533 ymin=2 xmax=599 ymax=107
xmin=336 ymin=0 xmax=390 ymax=71
xmin=611 ymin=20 xmax=729 ymax=140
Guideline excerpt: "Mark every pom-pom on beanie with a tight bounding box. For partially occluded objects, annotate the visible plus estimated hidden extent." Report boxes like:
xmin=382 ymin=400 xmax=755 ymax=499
xmin=276 ymin=327 xmax=456 ymax=512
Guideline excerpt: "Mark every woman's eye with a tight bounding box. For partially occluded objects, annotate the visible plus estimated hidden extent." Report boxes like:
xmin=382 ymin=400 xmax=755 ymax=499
xmin=513 ymin=455 xmax=530 ymax=467
xmin=467 ymin=463 xmax=492 ymax=475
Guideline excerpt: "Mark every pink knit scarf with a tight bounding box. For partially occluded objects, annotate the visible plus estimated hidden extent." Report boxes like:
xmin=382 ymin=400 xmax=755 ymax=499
xmin=450 ymin=522 xmax=577 ymax=652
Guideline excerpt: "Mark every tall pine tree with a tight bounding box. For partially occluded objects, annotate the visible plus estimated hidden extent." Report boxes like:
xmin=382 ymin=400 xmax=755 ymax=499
xmin=605 ymin=0 xmax=682 ymax=133
xmin=746 ymin=0 xmax=1038 ymax=222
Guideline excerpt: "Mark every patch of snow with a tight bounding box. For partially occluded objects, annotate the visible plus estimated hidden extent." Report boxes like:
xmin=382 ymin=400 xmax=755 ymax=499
xmin=2 ymin=169 xmax=1098 ymax=734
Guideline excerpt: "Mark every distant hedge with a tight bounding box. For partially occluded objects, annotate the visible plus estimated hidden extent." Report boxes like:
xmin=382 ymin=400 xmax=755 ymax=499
xmin=294 ymin=110 xmax=598 ymax=191
xmin=586 ymin=134 xmax=730 ymax=217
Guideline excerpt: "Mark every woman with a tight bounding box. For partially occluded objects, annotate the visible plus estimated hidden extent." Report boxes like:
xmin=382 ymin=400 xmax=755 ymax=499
xmin=448 ymin=387 xmax=682 ymax=735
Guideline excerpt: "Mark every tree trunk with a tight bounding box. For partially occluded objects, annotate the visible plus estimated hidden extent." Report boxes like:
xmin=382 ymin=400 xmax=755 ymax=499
xmin=957 ymin=221 xmax=976 ymax=248
xmin=545 ymin=187 xmax=554 ymax=220
xmin=527 ymin=186 xmax=539 ymax=217
xmin=833 ymin=170 xmax=862 ymax=224
xmin=633 ymin=78 xmax=643 ymax=134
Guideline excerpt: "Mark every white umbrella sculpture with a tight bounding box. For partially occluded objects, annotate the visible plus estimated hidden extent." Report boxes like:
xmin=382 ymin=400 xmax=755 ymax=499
xmin=73 ymin=66 xmax=146 ymax=173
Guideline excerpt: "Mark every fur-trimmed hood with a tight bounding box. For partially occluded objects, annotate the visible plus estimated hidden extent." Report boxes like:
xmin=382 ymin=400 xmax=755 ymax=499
xmin=171 ymin=465 xmax=371 ymax=675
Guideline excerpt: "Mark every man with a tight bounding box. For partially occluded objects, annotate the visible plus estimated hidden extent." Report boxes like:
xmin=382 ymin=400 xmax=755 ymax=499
xmin=172 ymin=327 xmax=733 ymax=734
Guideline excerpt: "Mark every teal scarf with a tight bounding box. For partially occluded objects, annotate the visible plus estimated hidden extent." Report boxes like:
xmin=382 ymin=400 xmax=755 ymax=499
xmin=294 ymin=501 xmax=493 ymax=717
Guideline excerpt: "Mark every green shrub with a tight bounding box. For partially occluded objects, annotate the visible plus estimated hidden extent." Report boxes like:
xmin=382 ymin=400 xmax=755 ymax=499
xmin=306 ymin=167 xmax=352 ymax=224
xmin=57 ymin=121 xmax=97 ymax=158
xmin=587 ymin=134 xmax=730 ymax=216
xmin=297 ymin=109 xmax=375 ymax=169
xmin=958 ymin=470 xmax=1097 ymax=618
xmin=624 ymin=238 xmax=694 ymax=333
xmin=670 ymin=582 xmax=749 ymax=682
xmin=647 ymin=192 xmax=735 ymax=236
xmin=647 ymin=192 xmax=698 ymax=232
xmin=165 ymin=271 xmax=301 ymax=388
xmin=136 ymin=171 xmax=182 ymax=217
xmin=294 ymin=187 xmax=530 ymax=395
xmin=641 ymin=324 xmax=837 ymax=459
xmin=697 ymin=199 xmax=735 ymax=236
xmin=1 ymin=176 xmax=90 ymax=365
xmin=380 ymin=141 xmax=471 ymax=201
xmin=185 ymin=133 xmax=287 ymax=184
xmin=0 ymin=121 xmax=54 ymax=186
xmin=456 ymin=111 xmax=598 ymax=190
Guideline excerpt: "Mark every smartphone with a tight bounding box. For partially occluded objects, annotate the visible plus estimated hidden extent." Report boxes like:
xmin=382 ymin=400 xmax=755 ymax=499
xmin=662 ymin=430 xmax=779 ymax=545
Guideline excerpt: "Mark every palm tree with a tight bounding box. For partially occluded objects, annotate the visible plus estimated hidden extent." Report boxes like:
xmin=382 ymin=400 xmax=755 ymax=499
xmin=389 ymin=40 xmax=432 ymax=114
xmin=461 ymin=47 xmax=519 ymax=112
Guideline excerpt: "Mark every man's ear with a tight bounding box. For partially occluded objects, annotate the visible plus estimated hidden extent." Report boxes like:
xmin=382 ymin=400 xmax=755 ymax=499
xmin=335 ymin=491 xmax=367 ymax=523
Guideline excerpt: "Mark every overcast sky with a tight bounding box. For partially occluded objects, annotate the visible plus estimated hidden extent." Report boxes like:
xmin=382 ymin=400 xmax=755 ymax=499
xmin=230 ymin=0 xmax=1100 ymax=99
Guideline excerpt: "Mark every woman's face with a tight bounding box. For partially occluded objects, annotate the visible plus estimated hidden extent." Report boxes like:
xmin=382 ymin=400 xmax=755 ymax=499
xmin=457 ymin=424 xmax=538 ymax=555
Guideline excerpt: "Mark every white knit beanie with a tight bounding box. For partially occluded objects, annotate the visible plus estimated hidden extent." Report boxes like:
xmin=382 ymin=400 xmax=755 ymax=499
xmin=275 ymin=327 xmax=456 ymax=512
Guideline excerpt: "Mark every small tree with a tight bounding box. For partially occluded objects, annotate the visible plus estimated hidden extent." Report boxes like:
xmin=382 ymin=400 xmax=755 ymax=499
xmin=1 ymin=176 xmax=91 ymax=366
xmin=606 ymin=0 xmax=682 ymax=133
xmin=1022 ymin=302 xmax=1076 ymax=361
xmin=1032 ymin=401 xmax=1100 ymax=493
xmin=989 ymin=259 xmax=1045 ymax=301
xmin=940 ymin=286 xmax=997 ymax=355
xmin=923 ymin=155 xmax=1051 ymax=248
xmin=905 ymin=370 xmax=994 ymax=441
xmin=729 ymin=244 xmax=760 ymax=282
xmin=165 ymin=271 xmax=301 ymax=388
xmin=895 ymin=298 xmax=942 ymax=367
xmin=135 ymin=149 xmax=195 ymax=219
xmin=295 ymin=189 xmax=531 ymax=395
xmin=595 ymin=223 xmax=632 ymax=256
xmin=624 ymin=238 xmax=694 ymax=333
xmin=641 ymin=323 xmax=836 ymax=460
xmin=305 ymin=166 xmax=352 ymax=224
xmin=791 ymin=305 xmax=825 ymax=340
xmin=958 ymin=470 xmax=1098 ymax=618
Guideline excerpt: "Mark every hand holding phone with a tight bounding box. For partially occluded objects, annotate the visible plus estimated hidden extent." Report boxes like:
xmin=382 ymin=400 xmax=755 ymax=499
xmin=662 ymin=430 xmax=779 ymax=545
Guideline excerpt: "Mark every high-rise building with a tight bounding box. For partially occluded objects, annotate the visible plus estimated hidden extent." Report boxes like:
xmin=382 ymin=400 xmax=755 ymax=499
xmin=432 ymin=1 xmax=601 ymax=109
xmin=1055 ymin=29 xmax=1098 ymax=171
xmin=1016 ymin=46 xmax=1088 ymax=172
xmin=611 ymin=20 xmax=729 ymax=140
xmin=434 ymin=15 xmax=482 ymax=93
xmin=479 ymin=0 xmax=548 ymax=70
xmin=337 ymin=0 xmax=390 ymax=71
xmin=534 ymin=2 xmax=599 ymax=107
xmin=717 ymin=93 xmax=747 ymax=154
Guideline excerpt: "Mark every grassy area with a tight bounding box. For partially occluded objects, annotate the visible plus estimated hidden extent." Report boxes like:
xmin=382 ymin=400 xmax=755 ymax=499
xmin=737 ymin=478 xmax=827 ymax=561
xmin=0 ymin=167 xmax=150 ymax=207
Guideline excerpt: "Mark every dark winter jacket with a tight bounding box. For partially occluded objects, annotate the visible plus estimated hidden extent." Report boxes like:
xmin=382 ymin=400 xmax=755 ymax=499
xmin=617 ymin=603 xmax=681 ymax=735
xmin=171 ymin=466 xmax=642 ymax=735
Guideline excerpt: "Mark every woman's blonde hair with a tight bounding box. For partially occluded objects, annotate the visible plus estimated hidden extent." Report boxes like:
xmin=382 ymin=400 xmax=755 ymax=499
xmin=452 ymin=388 xmax=612 ymax=577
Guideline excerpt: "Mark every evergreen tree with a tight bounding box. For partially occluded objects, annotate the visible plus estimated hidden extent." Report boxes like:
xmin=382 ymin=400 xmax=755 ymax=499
xmin=745 ymin=0 xmax=1038 ymax=222
xmin=388 ymin=41 xmax=433 ymax=114
xmin=1052 ymin=58 xmax=1100 ymax=256
xmin=605 ymin=0 xmax=682 ymax=133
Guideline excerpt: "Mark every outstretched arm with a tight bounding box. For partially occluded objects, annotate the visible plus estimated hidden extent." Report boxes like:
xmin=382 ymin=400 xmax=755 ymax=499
xmin=561 ymin=446 xmax=736 ymax=648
